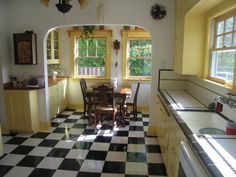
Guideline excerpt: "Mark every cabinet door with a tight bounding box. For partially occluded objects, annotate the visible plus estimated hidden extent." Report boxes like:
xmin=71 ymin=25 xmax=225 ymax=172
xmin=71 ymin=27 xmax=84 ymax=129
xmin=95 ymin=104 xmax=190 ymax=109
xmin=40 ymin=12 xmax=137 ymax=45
xmin=47 ymin=30 xmax=60 ymax=64
xmin=5 ymin=91 xmax=32 ymax=131
xmin=48 ymin=84 xmax=59 ymax=118
xmin=57 ymin=80 xmax=68 ymax=112
xmin=167 ymin=118 xmax=180 ymax=177
xmin=167 ymin=117 xmax=187 ymax=177
xmin=158 ymin=101 xmax=170 ymax=166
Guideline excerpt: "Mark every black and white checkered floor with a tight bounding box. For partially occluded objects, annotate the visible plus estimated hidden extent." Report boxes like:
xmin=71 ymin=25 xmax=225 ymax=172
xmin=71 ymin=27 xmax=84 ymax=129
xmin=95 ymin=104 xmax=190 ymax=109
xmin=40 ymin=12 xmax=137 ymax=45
xmin=0 ymin=109 xmax=167 ymax=177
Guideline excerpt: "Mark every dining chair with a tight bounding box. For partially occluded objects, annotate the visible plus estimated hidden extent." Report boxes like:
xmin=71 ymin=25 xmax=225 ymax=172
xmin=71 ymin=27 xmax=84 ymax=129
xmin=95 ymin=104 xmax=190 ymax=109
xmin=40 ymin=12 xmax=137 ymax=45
xmin=92 ymin=84 xmax=117 ymax=125
xmin=80 ymin=78 xmax=90 ymax=119
xmin=126 ymin=81 xmax=140 ymax=118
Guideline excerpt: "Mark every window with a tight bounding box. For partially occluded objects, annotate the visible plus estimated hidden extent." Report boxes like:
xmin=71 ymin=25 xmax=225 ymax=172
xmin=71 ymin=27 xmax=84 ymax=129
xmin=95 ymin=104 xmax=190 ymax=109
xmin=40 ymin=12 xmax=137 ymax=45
xmin=69 ymin=30 xmax=112 ymax=79
xmin=210 ymin=9 xmax=236 ymax=84
xmin=122 ymin=30 xmax=152 ymax=80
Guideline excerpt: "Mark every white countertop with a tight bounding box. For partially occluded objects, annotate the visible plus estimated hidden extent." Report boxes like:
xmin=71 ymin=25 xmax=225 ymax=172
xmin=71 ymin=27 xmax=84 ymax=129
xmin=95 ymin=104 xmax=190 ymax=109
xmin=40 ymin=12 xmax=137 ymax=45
xmin=160 ymin=89 xmax=236 ymax=176
xmin=161 ymin=89 xmax=207 ymax=110
xmin=193 ymin=134 xmax=236 ymax=177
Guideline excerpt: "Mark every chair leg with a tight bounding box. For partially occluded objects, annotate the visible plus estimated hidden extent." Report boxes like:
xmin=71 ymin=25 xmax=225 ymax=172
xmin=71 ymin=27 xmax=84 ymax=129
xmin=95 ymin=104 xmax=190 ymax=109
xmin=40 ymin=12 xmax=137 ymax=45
xmin=83 ymin=102 xmax=86 ymax=117
xmin=133 ymin=104 xmax=137 ymax=118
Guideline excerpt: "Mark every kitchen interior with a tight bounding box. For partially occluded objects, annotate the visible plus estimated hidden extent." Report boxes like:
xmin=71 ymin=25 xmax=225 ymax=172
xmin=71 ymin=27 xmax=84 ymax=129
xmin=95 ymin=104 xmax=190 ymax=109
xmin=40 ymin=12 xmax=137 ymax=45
xmin=0 ymin=0 xmax=236 ymax=177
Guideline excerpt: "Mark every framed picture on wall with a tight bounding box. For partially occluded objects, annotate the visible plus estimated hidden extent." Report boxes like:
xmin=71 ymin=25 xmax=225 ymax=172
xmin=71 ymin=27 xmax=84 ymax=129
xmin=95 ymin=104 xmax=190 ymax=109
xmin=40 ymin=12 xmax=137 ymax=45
xmin=13 ymin=31 xmax=37 ymax=65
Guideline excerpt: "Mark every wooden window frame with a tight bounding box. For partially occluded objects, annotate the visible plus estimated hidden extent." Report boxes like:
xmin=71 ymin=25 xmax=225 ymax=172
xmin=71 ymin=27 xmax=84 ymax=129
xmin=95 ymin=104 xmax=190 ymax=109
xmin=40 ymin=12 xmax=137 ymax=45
xmin=69 ymin=29 xmax=112 ymax=80
xmin=122 ymin=30 xmax=152 ymax=81
xmin=207 ymin=8 xmax=236 ymax=87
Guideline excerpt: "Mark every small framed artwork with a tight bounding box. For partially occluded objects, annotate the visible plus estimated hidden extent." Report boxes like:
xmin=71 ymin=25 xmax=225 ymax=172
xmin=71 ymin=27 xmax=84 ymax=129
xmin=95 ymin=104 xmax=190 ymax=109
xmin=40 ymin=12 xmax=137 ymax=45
xmin=13 ymin=31 xmax=37 ymax=65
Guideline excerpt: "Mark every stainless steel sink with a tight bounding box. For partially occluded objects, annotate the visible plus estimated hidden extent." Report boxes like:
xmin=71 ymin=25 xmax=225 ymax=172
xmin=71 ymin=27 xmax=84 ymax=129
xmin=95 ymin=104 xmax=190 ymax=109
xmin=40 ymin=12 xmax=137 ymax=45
xmin=177 ymin=111 xmax=227 ymax=135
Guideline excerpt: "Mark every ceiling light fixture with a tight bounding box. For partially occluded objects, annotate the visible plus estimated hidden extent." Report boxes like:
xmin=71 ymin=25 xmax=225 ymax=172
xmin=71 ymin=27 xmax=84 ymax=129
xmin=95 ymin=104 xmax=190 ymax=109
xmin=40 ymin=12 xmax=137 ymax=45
xmin=40 ymin=0 xmax=89 ymax=14
xmin=55 ymin=0 xmax=72 ymax=14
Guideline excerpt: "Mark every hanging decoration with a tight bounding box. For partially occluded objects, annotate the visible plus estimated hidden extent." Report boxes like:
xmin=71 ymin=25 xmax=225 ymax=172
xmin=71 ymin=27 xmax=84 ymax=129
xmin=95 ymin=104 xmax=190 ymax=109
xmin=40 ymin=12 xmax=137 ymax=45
xmin=113 ymin=40 xmax=120 ymax=55
xmin=150 ymin=4 xmax=166 ymax=20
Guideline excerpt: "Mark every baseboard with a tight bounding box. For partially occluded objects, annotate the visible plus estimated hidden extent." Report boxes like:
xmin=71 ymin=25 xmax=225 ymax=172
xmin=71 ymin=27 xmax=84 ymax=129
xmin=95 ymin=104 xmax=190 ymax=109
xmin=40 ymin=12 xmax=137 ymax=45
xmin=39 ymin=121 xmax=51 ymax=131
xmin=68 ymin=103 xmax=83 ymax=110
xmin=0 ymin=124 xmax=9 ymax=134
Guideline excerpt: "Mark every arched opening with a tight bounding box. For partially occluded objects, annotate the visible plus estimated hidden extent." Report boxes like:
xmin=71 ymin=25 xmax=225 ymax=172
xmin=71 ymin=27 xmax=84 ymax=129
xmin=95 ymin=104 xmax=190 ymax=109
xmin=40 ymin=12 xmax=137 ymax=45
xmin=44 ymin=24 xmax=152 ymax=122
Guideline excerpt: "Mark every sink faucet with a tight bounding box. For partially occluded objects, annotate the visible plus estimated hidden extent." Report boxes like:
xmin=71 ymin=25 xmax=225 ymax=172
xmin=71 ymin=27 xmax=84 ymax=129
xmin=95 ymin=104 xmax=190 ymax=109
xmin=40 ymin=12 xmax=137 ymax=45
xmin=215 ymin=92 xmax=236 ymax=108
xmin=227 ymin=92 xmax=236 ymax=108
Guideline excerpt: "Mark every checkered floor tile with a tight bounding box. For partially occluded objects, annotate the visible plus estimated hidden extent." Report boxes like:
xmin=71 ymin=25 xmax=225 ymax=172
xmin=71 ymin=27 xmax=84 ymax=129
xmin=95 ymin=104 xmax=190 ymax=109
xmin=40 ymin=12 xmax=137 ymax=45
xmin=0 ymin=109 xmax=167 ymax=177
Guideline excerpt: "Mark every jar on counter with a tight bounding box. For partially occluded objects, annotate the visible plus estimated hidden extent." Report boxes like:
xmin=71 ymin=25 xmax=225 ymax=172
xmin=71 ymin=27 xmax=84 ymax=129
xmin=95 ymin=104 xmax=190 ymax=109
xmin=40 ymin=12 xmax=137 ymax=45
xmin=226 ymin=121 xmax=236 ymax=135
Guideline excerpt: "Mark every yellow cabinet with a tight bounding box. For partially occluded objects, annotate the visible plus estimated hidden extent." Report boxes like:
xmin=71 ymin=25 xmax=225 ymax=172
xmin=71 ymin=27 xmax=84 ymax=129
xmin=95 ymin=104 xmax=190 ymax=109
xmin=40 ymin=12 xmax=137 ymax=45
xmin=57 ymin=79 xmax=68 ymax=111
xmin=156 ymin=95 xmax=170 ymax=165
xmin=48 ymin=79 xmax=68 ymax=119
xmin=0 ymin=125 xmax=3 ymax=157
xmin=4 ymin=90 xmax=39 ymax=132
xmin=167 ymin=117 xmax=186 ymax=177
xmin=156 ymin=94 xmax=187 ymax=177
xmin=48 ymin=84 xmax=58 ymax=119
xmin=47 ymin=29 xmax=60 ymax=64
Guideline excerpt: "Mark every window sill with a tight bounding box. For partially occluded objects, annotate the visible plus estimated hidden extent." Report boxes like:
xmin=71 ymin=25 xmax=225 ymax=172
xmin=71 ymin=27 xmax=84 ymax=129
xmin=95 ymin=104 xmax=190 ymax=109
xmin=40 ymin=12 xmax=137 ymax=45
xmin=123 ymin=77 xmax=151 ymax=84
xmin=203 ymin=78 xmax=235 ymax=91
xmin=70 ymin=76 xmax=111 ymax=81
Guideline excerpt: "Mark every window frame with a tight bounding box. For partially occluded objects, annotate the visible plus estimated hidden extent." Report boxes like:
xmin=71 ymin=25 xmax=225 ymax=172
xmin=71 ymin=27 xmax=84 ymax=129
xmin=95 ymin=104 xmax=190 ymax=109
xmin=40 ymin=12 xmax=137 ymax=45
xmin=122 ymin=30 xmax=152 ymax=81
xmin=69 ymin=29 xmax=112 ymax=79
xmin=207 ymin=8 xmax=236 ymax=87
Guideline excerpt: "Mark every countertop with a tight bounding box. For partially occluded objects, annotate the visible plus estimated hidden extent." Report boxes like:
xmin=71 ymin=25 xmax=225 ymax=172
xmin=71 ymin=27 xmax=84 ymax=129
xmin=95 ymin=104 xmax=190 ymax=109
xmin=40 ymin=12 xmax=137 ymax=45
xmin=161 ymin=89 xmax=207 ymax=110
xmin=159 ymin=89 xmax=236 ymax=177
xmin=4 ymin=76 xmax=69 ymax=90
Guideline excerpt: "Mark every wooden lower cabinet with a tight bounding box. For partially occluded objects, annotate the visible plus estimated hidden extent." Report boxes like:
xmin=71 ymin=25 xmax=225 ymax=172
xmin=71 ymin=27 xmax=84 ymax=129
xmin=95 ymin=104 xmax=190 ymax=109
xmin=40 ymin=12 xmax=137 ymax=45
xmin=48 ymin=79 xmax=68 ymax=119
xmin=156 ymin=95 xmax=186 ymax=177
xmin=5 ymin=90 xmax=39 ymax=132
xmin=167 ymin=117 xmax=186 ymax=177
xmin=0 ymin=125 xmax=3 ymax=157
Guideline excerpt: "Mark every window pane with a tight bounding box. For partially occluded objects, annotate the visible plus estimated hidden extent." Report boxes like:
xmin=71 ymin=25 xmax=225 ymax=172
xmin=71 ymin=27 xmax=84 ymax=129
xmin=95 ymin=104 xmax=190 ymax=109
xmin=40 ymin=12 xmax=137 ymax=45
xmin=78 ymin=58 xmax=106 ymax=76
xmin=97 ymin=48 xmax=105 ymax=57
xmin=129 ymin=47 xmax=139 ymax=57
xmin=88 ymin=49 xmax=96 ymax=56
xmin=234 ymin=16 xmax=236 ymax=30
xmin=211 ymin=50 xmax=236 ymax=82
xmin=97 ymin=39 xmax=106 ymax=47
xmin=128 ymin=58 xmax=151 ymax=76
xmin=225 ymin=17 xmax=234 ymax=33
xmin=224 ymin=33 xmax=233 ymax=47
xmin=216 ymin=36 xmax=223 ymax=48
xmin=79 ymin=48 xmax=86 ymax=57
xmin=78 ymin=39 xmax=87 ymax=48
xmin=140 ymin=47 xmax=150 ymax=57
xmin=233 ymin=33 xmax=236 ymax=46
xmin=217 ymin=21 xmax=224 ymax=35
xmin=87 ymin=39 xmax=96 ymax=48
xmin=76 ymin=37 xmax=107 ymax=77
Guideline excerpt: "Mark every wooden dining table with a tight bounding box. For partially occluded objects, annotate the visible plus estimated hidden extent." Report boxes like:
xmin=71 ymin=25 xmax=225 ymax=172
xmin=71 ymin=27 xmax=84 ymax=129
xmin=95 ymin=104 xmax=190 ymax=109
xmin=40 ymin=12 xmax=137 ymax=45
xmin=85 ymin=83 xmax=131 ymax=125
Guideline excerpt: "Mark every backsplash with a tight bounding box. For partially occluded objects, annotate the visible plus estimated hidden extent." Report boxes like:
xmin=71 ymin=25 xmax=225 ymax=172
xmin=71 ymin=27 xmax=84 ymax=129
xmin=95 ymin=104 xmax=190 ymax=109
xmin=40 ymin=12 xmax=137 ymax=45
xmin=48 ymin=64 xmax=65 ymax=76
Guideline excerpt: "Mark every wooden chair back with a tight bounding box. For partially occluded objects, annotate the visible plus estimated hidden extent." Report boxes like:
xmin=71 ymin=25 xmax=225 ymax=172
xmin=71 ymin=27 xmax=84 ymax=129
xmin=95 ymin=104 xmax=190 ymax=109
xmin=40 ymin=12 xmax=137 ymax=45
xmin=93 ymin=84 xmax=114 ymax=109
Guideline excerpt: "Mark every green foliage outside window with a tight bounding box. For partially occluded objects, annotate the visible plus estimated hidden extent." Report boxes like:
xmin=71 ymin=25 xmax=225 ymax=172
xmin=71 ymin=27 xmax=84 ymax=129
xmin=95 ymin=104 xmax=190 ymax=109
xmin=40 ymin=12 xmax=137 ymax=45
xmin=128 ymin=39 xmax=152 ymax=76
xmin=77 ymin=38 xmax=106 ymax=76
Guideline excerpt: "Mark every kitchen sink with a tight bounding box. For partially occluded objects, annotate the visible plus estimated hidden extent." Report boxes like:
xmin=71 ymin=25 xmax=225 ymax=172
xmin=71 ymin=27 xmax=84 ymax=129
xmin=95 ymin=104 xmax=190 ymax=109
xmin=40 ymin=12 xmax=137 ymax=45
xmin=177 ymin=111 xmax=228 ymax=135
